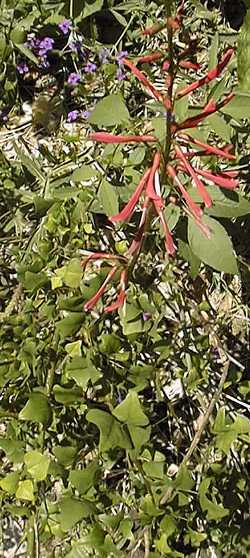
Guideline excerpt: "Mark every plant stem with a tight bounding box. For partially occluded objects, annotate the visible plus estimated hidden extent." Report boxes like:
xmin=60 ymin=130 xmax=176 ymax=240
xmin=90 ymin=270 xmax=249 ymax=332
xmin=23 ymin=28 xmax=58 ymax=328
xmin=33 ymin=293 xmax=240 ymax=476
xmin=164 ymin=1 xmax=175 ymax=164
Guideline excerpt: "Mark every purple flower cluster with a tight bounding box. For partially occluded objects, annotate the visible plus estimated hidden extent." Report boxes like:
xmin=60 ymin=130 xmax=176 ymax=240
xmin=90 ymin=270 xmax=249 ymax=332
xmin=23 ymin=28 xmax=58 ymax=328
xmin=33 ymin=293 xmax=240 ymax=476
xmin=16 ymin=62 xmax=29 ymax=74
xmin=84 ymin=62 xmax=97 ymax=74
xmin=67 ymin=109 xmax=91 ymax=122
xmin=67 ymin=72 xmax=81 ymax=85
xmin=58 ymin=19 xmax=71 ymax=35
xmin=38 ymin=37 xmax=54 ymax=57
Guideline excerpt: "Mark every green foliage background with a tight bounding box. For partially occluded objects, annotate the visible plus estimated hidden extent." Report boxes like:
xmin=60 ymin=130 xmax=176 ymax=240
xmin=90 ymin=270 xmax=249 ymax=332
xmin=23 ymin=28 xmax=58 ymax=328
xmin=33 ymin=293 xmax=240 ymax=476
xmin=0 ymin=1 xmax=250 ymax=556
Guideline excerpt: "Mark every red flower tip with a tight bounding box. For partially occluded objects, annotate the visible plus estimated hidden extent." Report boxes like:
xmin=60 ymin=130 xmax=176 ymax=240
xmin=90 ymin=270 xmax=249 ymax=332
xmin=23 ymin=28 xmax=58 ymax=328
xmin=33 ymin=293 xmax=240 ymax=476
xmin=167 ymin=164 xmax=203 ymax=219
xmin=89 ymin=132 xmax=156 ymax=144
xmin=123 ymin=58 xmax=163 ymax=102
xmin=175 ymin=145 xmax=213 ymax=208
xmin=137 ymin=52 xmax=163 ymax=64
xmin=110 ymin=169 xmax=151 ymax=223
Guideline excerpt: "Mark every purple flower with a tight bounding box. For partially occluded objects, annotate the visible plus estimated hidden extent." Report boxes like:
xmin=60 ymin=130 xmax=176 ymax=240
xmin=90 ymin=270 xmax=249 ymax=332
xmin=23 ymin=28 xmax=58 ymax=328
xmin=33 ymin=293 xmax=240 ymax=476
xmin=81 ymin=110 xmax=91 ymax=119
xmin=143 ymin=312 xmax=152 ymax=321
xmin=67 ymin=110 xmax=79 ymax=122
xmin=116 ymin=50 xmax=128 ymax=66
xmin=38 ymin=37 xmax=54 ymax=56
xmin=58 ymin=19 xmax=71 ymax=35
xmin=84 ymin=62 xmax=97 ymax=73
xmin=67 ymin=72 xmax=81 ymax=85
xmin=16 ymin=62 xmax=29 ymax=74
xmin=116 ymin=67 xmax=125 ymax=81
xmin=98 ymin=48 xmax=110 ymax=64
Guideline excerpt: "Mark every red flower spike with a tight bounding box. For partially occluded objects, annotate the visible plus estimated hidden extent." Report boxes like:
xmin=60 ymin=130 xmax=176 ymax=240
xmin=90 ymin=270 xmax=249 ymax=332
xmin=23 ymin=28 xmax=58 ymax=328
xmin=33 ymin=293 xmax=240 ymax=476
xmin=157 ymin=208 xmax=176 ymax=255
xmin=82 ymin=252 xmax=125 ymax=269
xmin=162 ymin=60 xmax=170 ymax=72
xmin=145 ymin=151 xmax=162 ymax=201
xmin=175 ymin=145 xmax=213 ymax=208
xmin=89 ymin=132 xmax=156 ymax=144
xmin=179 ymin=134 xmax=236 ymax=161
xmin=110 ymin=168 xmax=151 ymax=223
xmin=84 ymin=266 xmax=118 ymax=312
xmin=179 ymin=60 xmax=201 ymax=71
xmin=176 ymin=93 xmax=234 ymax=130
xmin=142 ymin=22 xmax=167 ymax=36
xmin=167 ymin=164 xmax=203 ymax=219
xmin=176 ymin=48 xmax=234 ymax=99
xmin=127 ymin=198 xmax=150 ymax=257
xmin=105 ymin=270 xmax=127 ymax=312
xmin=123 ymin=58 xmax=163 ymax=102
xmin=137 ymin=52 xmax=164 ymax=64
xmin=195 ymin=168 xmax=238 ymax=190
xmin=220 ymin=169 xmax=239 ymax=179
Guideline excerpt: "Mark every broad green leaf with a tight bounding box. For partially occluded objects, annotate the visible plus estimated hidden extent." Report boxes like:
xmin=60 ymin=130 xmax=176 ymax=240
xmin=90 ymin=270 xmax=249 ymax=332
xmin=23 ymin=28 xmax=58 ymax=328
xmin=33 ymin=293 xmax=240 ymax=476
xmin=16 ymin=480 xmax=34 ymax=502
xmin=19 ymin=392 xmax=51 ymax=424
xmin=65 ymin=340 xmax=82 ymax=357
xmin=0 ymin=440 xmax=25 ymax=463
xmin=207 ymin=112 xmax=231 ymax=142
xmin=53 ymin=385 xmax=82 ymax=405
xmin=178 ymin=239 xmax=200 ymax=278
xmin=98 ymin=180 xmax=119 ymax=216
xmin=86 ymin=409 xmax=131 ymax=452
xmin=207 ymin=192 xmax=250 ymax=218
xmin=82 ymin=0 xmax=104 ymax=18
xmin=69 ymin=462 xmax=99 ymax=494
xmin=71 ymin=165 xmax=98 ymax=182
xmin=22 ymin=271 xmax=48 ymax=292
xmin=13 ymin=143 xmax=44 ymax=182
xmin=199 ymin=478 xmax=229 ymax=520
xmin=56 ymin=313 xmax=85 ymax=338
xmin=237 ymin=10 xmax=250 ymax=91
xmin=221 ymin=92 xmax=250 ymax=120
xmin=64 ymin=259 xmax=82 ymax=288
xmin=208 ymin=32 xmax=218 ymax=71
xmin=89 ymin=94 xmax=130 ymax=127
xmin=65 ymin=357 xmax=101 ymax=389
xmin=53 ymin=446 xmax=77 ymax=467
xmin=143 ymin=459 xmax=164 ymax=479
xmin=16 ymin=44 xmax=39 ymax=65
xmin=59 ymin=497 xmax=95 ymax=531
xmin=188 ymin=215 xmax=238 ymax=274
xmin=24 ymin=450 xmax=50 ymax=481
xmin=113 ymin=391 xmax=149 ymax=426
xmin=164 ymin=204 xmax=180 ymax=231
xmin=0 ymin=472 xmax=19 ymax=494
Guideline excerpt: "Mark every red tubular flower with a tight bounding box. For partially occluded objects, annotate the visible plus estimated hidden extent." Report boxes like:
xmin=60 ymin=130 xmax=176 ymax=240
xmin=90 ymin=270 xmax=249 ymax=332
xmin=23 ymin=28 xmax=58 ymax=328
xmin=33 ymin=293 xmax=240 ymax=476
xmin=82 ymin=252 xmax=126 ymax=269
xmin=194 ymin=168 xmax=238 ymax=190
xmin=89 ymin=132 xmax=156 ymax=144
xmin=123 ymin=58 xmax=163 ymax=102
xmin=176 ymin=93 xmax=234 ymax=130
xmin=84 ymin=266 xmax=118 ymax=311
xmin=175 ymin=145 xmax=213 ymax=208
xmin=105 ymin=270 xmax=127 ymax=312
xmin=179 ymin=134 xmax=236 ymax=161
xmin=157 ymin=207 xmax=176 ymax=255
xmin=137 ymin=52 xmax=163 ymax=64
xmin=179 ymin=60 xmax=201 ymax=71
xmin=167 ymin=164 xmax=203 ymax=218
xmin=142 ymin=22 xmax=167 ymax=36
xmin=110 ymin=169 xmax=151 ymax=223
xmin=176 ymin=48 xmax=234 ymax=99
xmin=145 ymin=151 xmax=162 ymax=201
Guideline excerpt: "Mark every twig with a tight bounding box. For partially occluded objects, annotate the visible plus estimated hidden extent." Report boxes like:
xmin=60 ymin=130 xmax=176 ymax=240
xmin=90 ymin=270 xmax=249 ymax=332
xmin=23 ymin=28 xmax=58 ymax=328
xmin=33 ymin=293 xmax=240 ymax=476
xmin=144 ymin=527 xmax=150 ymax=558
xmin=160 ymin=361 xmax=230 ymax=506
xmin=0 ymin=283 xmax=22 ymax=322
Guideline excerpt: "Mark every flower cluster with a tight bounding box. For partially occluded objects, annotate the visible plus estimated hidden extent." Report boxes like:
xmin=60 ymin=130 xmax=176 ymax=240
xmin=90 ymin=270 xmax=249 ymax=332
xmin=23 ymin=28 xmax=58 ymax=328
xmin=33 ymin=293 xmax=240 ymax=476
xmin=83 ymin=4 xmax=238 ymax=313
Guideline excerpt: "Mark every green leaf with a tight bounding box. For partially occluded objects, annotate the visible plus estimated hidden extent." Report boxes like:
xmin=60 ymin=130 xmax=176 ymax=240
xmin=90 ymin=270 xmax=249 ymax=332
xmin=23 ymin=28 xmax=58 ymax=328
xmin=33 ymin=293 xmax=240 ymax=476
xmin=82 ymin=0 xmax=104 ymax=18
xmin=64 ymin=259 xmax=82 ymax=288
xmin=53 ymin=446 xmax=77 ymax=467
xmin=199 ymin=478 xmax=229 ymax=520
xmin=65 ymin=340 xmax=82 ymax=357
xmin=19 ymin=392 xmax=51 ymax=424
xmin=16 ymin=43 xmax=39 ymax=65
xmin=22 ymin=271 xmax=48 ymax=292
xmin=178 ymin=239 xmax=200 ymax=278
xmin=69 ymin=461 xmax=99 ymax=494
xmin=59 ymin=497 xmax=95 ymax=531
xmin=128 ymin=424 xmax=151 ymax=450
xmin=16 ymin=480 xmax=34 ymax=502
xmin=53 ymin=385 xmax=83 ymax=405
xmin=86 ymin=409 xmax=131 ymax=452
xmin=13 ymin=143 xmax=44 ymax=182
xmin=24 ymin=450 xmax=50 ymax=481
xmin=221 ymin=92 xmax=250 ymax=120
xmin=56 ymin=313 xmax=85 ymax=338
xmin=98 ymin=179 xmax=119 ymax=216
xmin=237 ymin=10 xmax=250 ymax=91
xmin=188 ymin=215 xmax=238 ymax=274
xmin=66 ymin=357 xmax=101 ymax=389
xmin=71 ymin=165 xmax=98 ymax=182
xmin=207 ymin=192 xmax=250 ymax=218
xmin=0 ymin=472 xmax=20 ymax=494
xmin=89 ymin=94 xmax=130 ymax=127
xmin=0 ymin=440 xmax=25 ymax=463
xmin=112 ymin=391 xmax=149 ymax=426
xmin=164 ymin=204 xmax=180 ymax=231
